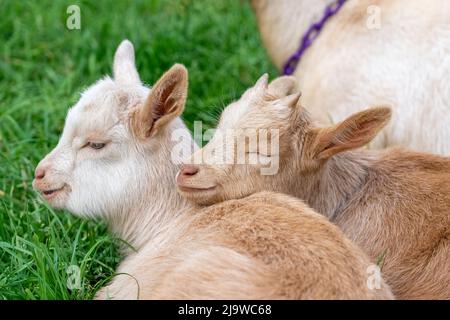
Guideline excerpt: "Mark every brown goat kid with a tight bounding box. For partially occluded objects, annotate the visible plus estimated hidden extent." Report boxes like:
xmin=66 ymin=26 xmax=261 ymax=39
xmin=98 ymin=192 xmax=393 ymax=299
xmin=177 ymin=75 xmax=450 ymax=299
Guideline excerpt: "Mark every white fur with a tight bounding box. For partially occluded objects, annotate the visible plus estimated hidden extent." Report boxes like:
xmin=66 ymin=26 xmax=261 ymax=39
xmin=33 ymin=41 xmax=195 ymax=250
xmin=253 ymin=0 xmax=450 ymax=155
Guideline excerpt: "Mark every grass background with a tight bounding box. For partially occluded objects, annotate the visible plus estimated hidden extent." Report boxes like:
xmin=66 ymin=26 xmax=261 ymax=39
xmin=0 ymin=0 xmax=277 ymax=299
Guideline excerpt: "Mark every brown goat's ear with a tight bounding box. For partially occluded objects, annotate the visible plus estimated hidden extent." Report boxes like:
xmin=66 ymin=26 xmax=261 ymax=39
xmin=241 ymin=73 xmax=268 ymax=102
xmin=267 ymin=76 xmax=297 ymax=99
xmin=311 ymin=107 xmax=391 ymax=160
xmin=131 ymin=64 xmax=188 ymax=138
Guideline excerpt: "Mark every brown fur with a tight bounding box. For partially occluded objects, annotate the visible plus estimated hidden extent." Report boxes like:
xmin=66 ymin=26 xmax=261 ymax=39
xmin=179 ymin=77 xmax=450 ymax=299
xmin=329 ymin=150 xmax=450 ymax=299
xmin=96 ymin=192 xmax=393 ymax=299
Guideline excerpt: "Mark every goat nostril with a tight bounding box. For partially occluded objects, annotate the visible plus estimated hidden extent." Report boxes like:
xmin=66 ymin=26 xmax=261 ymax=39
xmin=181 ymin=165 xmax=199 ymax=177
xmin=35 ymin=168 xmax=46 ymax=180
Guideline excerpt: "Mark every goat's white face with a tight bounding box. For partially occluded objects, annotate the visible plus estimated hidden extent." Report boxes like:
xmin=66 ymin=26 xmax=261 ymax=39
xmin=33 ymin=79 xmax=144 ymax=217
xmin=33 ymin=40 xmax=189 ymax=218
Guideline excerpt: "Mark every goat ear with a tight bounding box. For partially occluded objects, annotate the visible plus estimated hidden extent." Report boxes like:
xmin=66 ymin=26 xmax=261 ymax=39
xmin=267 ymin=76 xmax=297 ymax=98
xmin=241 ymin=73 xmax=268 ymax=102
xmin=254 ymin=73 xmax=269 ymax=91
xmin=311 ymin=107 xmax=391 ymax=160
xmin=113 ymin=40 xmax=141 ymax=85
xmin=131 ymin=64 xmax=188 ymax=138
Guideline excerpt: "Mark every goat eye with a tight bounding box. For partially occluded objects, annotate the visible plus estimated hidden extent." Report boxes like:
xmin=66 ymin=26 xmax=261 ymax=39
xmin=88 ymin=142 xmax=106 ymax=150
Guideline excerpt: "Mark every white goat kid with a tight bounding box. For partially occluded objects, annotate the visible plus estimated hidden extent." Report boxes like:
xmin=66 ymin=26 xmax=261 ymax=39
xmin=33 ymin=40 xmax=194 ymax=251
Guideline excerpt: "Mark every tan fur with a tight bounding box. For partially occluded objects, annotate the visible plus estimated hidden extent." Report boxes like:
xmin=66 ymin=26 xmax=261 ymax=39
xmin=330 ymin=150 xmax=450 ymax=299
xmin=96 ymin=192 xmax=393 ymax=300
xmin=179 ymin=76 xmax=450 ymax=299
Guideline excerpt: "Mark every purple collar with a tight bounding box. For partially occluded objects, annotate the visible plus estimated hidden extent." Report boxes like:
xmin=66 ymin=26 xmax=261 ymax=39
xmin=283 ymin=0 xmax=347 ymax=75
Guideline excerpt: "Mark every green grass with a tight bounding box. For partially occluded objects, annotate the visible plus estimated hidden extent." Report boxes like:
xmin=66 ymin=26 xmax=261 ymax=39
xmin=0 ymin=0 xmax=277 ymax=299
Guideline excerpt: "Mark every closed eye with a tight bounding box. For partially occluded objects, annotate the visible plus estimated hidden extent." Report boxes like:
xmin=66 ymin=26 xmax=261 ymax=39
xmin=246 ymin=151 xmax=272 ymax=157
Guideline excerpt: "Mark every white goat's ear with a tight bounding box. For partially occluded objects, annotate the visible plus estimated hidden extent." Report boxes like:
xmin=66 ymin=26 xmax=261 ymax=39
xmin=311 ymin=107 xmax=391 ymax=160
xmin=267 ymin=76 xmax=297 ymax=98
xmin=241 ymin=73 xmax=268 ymax=102
xmin=113 ymin=40 xmax=141 ymax=85
xmin=131 ymin=64 xmax=188 ymax=138
xmin=254 ymin=73 xmax=269 ymax=91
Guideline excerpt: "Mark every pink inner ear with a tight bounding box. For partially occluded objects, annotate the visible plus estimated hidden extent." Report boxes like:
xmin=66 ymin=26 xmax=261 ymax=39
xmin=355 ymin=118 xmax=378 ymax=131
xmin=133 ymin=64 xmax=187 ymax=138
xmin=153 ymin=81 xmax=179 ymax=120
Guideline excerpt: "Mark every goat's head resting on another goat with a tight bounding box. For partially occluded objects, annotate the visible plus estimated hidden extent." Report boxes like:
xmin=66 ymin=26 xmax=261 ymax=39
xmin=176 ymin=74 xmax=392 ymax=205
xmin=33 ymin=40 xmax=190 ymax=218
